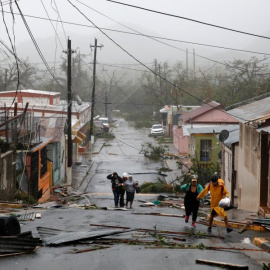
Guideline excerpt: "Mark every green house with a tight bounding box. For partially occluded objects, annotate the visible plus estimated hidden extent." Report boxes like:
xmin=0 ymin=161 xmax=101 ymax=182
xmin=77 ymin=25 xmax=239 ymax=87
xmin=187 ymin=125 xmax=238 ymax=168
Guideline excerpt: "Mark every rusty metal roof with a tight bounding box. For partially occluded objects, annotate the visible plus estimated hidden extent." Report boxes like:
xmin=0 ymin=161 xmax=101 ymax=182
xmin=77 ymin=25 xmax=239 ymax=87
xmin=227 ymin=96 xmax=270 ymax=123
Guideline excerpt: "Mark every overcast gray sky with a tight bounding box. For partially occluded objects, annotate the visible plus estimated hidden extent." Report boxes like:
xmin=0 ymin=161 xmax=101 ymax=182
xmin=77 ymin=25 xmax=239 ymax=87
xmin=1 ymin=0 xmax=270 ymax=71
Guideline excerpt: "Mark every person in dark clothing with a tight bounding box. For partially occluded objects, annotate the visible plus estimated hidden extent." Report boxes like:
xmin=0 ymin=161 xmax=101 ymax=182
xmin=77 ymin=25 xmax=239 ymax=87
xmin=180 ymin=174 xmax=203 ymax=228
xmin=107 ymin=172 xmax=123 ymax=207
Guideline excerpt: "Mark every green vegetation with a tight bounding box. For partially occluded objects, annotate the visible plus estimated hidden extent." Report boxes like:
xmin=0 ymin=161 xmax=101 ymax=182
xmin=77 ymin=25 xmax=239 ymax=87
xmin=141 ymin=142 xmax=167 ymax=161
xmin=140 ymin=178 xmax=179 ymax=193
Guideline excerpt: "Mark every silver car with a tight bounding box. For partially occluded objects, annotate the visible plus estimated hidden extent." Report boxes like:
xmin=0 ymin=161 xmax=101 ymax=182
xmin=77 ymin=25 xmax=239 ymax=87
xmin=150 ymin=124 xmax=164 ymax=136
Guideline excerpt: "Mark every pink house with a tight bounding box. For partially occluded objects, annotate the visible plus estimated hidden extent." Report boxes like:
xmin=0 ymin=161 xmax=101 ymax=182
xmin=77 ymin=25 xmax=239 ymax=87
xmin=173 ymin=101 xmax=239 ymax=155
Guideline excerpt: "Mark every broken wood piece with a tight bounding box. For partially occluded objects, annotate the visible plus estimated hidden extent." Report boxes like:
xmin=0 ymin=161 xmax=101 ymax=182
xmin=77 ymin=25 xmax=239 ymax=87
xmin=132 ymin=212 xmax=185 ymax=218
xmin=172 ymin=237 xmax=186 ymax=242
xmin=69 ymin=246 xmax=109 ymax=254
xmin=238 ymin=221 xmax=251 ymax=234
xmin=195 ymin=259 xmax=249 ymax=269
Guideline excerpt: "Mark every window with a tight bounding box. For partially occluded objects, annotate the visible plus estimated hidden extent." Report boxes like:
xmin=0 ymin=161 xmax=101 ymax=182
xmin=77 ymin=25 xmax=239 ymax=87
xmin=200 ymin=140 xmax=212 ymax=162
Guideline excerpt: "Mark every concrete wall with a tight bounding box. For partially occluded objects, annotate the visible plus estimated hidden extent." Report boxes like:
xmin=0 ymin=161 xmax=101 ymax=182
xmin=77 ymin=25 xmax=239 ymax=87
xmin=237 ymin=124 xmax=260 ymax=212
xmin=0 ymin=151 xmax=16 ymax=201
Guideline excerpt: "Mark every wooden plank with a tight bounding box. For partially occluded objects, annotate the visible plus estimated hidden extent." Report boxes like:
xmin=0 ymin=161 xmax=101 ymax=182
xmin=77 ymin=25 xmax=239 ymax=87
xmin=196 ymin=259 xmax=249 ymax=269
xmin=213 ymin=219 xmax=267 ymax=231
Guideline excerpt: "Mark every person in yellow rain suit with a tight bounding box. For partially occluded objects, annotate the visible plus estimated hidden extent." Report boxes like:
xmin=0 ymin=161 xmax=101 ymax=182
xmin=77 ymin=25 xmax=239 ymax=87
xmin=197 ymin=174 xmax=233 ymax=233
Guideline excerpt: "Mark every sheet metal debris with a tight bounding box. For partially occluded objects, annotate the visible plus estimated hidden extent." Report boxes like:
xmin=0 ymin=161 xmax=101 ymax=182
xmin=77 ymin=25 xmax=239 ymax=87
xmin=0 ymin=231 xmax=41 ymax=256
xmin=37 ymin=226 xmax=134 ymax=246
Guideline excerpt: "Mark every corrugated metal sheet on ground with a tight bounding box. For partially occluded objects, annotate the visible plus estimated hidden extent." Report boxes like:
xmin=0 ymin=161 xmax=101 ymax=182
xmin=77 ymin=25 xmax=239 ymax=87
xmin=18 ymin=212 xmax=36 ymax=221
xmin=0 ymin=236 xmax=41 ymax=253
xmin=37 ymin=227 xmax=134 ymax=246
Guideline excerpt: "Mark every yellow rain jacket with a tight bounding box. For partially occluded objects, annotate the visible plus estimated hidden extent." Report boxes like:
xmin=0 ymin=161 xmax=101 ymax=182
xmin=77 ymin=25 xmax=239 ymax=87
xmin=197 ymin=179 xmax=229 ymax=219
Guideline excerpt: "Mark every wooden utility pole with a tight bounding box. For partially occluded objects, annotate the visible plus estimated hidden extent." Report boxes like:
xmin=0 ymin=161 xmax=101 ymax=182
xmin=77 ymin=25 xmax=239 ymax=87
xmin=4 ymin=69 xmax=8 ymax=91
xmin=67 ymin=38 xmax=73 ymax=168
xmin=63 ymin=38 xmax=75 ymax=193
xmin=186 ymin=48 xmax=189 ymax=79
xmin=193 ymin=49 xmax=196 ymax=79
xmin=89 ymin=39 xmax=103 ymax=139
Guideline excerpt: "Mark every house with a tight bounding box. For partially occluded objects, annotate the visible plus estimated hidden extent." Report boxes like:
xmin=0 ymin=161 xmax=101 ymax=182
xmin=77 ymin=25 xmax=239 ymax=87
xmin=188 ymin=125 xmax=239 ymax=172
xmin=0 ymin=110 xmax=55 ymax=202
xmin=38 ymin=117 xmax=66 ymax=186
xmin=173 ymin=101 xmax=239 ymax=155
xmin=159 ymin=105 xmax=199 ymax=135
xmin=222 ymin=129 xmax=240 ymax=208
xmin=0 ymin=90 xmax=91 ymax=202
xmin=226 ymin=94 xmax=270 ymax=216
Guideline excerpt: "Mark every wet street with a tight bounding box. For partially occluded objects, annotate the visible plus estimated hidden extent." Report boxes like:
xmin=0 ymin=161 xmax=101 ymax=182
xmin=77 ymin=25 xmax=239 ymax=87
xmin=1 ymin=118 xmax=269 ymax=270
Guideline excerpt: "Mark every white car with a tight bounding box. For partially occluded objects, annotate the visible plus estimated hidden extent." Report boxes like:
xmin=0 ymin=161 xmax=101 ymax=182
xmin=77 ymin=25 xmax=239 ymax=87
xmin=151 ymin=124 xmax=164 ymax=136
xmin=99 ymin=117 xmax=109 ymax=132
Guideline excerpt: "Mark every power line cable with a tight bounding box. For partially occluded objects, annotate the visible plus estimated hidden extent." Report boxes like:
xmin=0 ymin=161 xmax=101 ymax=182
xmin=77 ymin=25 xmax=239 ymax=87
xmin=67 ymin=0 xmax=249 ymax=122
xmin=2 ymin=10 xmax=269 ymax=57
xmin=105 ymin=0 xmax=270 ymax=40
xmin=14 ymin=0 xmax=65 ymax=90
xmin=73 ymin=0 xmax=264 ymax=71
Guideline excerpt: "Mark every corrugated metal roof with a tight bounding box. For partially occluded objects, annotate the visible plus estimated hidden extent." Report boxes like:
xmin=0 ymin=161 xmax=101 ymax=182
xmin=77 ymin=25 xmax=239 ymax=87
xmin=0 ymin=89 xmax=60 ymax=96
xmin=187 ymin=125 xmax=239 ymax=135
xmin=37 ymin=227 xmax=134 ymax=246
xmin=256 ymin=125 xmax=270 ymax=133
xmin=227 ymin=96 xmax=270 ymax=123
xmin=224 ymin=129 xmax=240 ymax=147
xmin=180 ymin=101 xmax=221 ymax=122
xmin=38 ymin=117 xmax=66 ymax=142
xmin=0 ymin=234 xmax=41 ymax=254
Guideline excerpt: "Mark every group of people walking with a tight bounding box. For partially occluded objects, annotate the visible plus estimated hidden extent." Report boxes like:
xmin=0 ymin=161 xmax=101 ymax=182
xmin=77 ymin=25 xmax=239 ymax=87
xmin=181 ymin=173 xmax=233 ymax=233
xmin=107 ymin=172 xmax=138 ymax=208
xmin=107 ymin=170 xmax=232 ymax=233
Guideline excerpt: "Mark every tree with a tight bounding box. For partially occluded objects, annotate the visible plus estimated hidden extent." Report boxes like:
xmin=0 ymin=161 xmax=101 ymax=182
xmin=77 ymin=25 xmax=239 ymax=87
xmin=59 ymin=53 xmax=92 ymax=100
xmin=215 ymin=57 xmax=270 ymax=106
xmin=0 ymin=59 xmax=37 ymax=91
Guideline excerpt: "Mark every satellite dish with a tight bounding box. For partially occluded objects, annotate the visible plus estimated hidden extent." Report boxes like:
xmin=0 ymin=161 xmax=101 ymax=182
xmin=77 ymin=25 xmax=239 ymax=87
xmin=219 ymin=130 xmax=229 ymax=142
xmin=218 ymin=151 xmax=222 ymax=159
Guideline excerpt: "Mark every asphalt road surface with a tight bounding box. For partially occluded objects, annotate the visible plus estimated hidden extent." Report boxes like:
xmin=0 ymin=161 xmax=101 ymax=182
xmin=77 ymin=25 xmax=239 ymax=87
xmin=1 ymin=118 xmax=269 ymax=270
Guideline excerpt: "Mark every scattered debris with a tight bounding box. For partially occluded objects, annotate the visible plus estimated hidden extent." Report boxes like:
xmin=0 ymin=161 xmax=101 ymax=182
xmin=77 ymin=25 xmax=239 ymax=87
xmin=132 ymin=212 xmax=185 ymax=218
xmin=69 ymin=246 xmax=109 ymax=254
xmin=0 ymin=231 xmax=41 ymax=256
xmin=37 ymin=226 xmax=135 ymax=246
xmin=195 ymin=259 xmax=249 ymax=269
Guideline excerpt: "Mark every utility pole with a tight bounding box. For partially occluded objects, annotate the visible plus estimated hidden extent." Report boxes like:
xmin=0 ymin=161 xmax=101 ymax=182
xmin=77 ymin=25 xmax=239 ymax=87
xmin=89 ymin=39 xmax=103 ymax=140
xmin=193 ymin=49 xmax=196 ymax=80
xmin=4 ymin=69 xmax=8 ymax=91
xmin=63 ymin=38 xmax=75 ymax=193
xmin=186 ymin=48 xmax=189 ymax=79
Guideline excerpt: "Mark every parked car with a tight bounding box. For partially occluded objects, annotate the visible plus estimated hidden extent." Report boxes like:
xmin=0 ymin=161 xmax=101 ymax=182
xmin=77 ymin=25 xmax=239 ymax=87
xmin=150 ymin=124 xmax=164 ymax=136
xmin=94 ymin=120 xmax=104 ymax=135
xmin=99 ymin=117 xmax=109 ymax=132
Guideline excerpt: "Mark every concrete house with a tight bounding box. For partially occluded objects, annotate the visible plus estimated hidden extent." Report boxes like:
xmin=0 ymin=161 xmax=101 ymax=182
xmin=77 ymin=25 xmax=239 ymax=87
xmin=226 ymin=94 xmax=270 ymax=216
xmin=188 ymin=125 xmax=239 ymax=170
xmin=173 ymin=101 xmax=239 ymax=155
xmin=222 ymin=129 xmax=240 ymax=208
xmin=0 ymin=90 xmax=90 ymax=202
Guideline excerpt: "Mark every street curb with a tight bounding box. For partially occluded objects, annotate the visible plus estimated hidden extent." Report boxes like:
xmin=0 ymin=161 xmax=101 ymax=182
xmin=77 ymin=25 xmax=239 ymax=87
xmin=253 ymin=237 xmax=270 ymax=250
